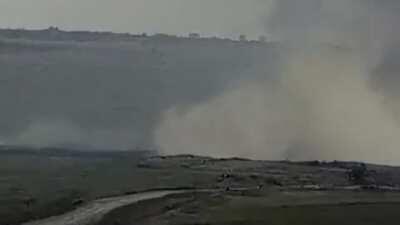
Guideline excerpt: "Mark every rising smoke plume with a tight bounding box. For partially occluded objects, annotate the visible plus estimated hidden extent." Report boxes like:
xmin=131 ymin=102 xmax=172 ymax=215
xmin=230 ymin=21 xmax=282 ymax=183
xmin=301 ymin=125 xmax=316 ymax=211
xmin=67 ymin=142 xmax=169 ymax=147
xmin=9 ymin=119 xmax=143 ymax=150
xmin=155 ymin=0 xmax=400 ymax=165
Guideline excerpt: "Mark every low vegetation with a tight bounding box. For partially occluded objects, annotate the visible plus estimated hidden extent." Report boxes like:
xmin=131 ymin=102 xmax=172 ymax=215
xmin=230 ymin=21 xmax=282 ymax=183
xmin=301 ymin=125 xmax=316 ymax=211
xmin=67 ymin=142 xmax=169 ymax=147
xmin=97 ymin=191 xmax=400 ymax=225
xmin=3 ymin=150 xmax=400 ymax=225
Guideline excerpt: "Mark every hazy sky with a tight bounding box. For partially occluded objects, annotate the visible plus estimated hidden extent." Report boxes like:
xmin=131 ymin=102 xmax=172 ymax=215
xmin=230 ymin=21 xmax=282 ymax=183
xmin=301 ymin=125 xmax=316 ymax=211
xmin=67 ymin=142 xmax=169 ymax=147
xmin=0 ymin=0 xmax=270 ymax=38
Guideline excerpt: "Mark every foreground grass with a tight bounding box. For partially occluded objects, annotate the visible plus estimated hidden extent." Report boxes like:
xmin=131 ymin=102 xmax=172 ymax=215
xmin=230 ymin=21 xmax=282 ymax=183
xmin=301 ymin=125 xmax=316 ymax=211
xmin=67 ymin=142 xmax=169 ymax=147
xmin=211 ymin=203 xmax=400 ymax=225
xmin=4 ymin=150 xmax=400 ymax=225
xmin=0 ymin=153 xmax=217 ymax=225
xmin=96 ymin=191 xmax=400 ymax=225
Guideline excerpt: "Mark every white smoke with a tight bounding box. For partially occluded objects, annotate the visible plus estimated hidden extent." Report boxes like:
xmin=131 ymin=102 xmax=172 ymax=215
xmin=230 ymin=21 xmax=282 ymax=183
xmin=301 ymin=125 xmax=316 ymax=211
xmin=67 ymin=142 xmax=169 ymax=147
xmin=12 ymin=119 xmax=85 ymax=148
xmin=8 ymin=119 xmax=141 ymax=150
xmin=155 ymin=0 xmax=400 ymax=165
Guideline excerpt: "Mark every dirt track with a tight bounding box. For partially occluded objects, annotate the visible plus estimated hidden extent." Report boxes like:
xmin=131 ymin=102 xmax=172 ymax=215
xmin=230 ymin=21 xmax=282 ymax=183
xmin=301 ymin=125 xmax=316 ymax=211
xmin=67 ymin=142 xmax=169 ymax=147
xmin=22 ymin=190 xmax=187 ymax=225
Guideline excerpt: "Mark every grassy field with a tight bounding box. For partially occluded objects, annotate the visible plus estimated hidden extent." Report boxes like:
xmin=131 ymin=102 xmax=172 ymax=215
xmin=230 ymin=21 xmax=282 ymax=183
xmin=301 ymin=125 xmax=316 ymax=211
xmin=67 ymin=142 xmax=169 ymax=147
xmin=97 ymin=191 xmax=400 ymax=225
xmin=0 ymin=151 xmax=219 ymax=225
xmin=3 ymin=150 xmax=400 ymax=225
xmin=210 ymin=192 xmax=400 ymax=225
xmin=208 ymin=202 xmax=400 ymax=225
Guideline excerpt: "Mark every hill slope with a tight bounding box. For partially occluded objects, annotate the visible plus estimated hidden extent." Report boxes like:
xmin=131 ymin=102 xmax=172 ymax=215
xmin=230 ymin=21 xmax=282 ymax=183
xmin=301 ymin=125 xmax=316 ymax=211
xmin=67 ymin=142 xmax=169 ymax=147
xmin=0 ymin=28 xmax=276 ymax=149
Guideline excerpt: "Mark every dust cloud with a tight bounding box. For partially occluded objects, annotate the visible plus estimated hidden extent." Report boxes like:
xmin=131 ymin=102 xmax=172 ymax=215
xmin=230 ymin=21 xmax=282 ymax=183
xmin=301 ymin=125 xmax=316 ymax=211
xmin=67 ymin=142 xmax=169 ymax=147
xmin=10 ymin=119 xmax=142 ymax=150
xmin=155 ymin=0 xmax=400 ymax=165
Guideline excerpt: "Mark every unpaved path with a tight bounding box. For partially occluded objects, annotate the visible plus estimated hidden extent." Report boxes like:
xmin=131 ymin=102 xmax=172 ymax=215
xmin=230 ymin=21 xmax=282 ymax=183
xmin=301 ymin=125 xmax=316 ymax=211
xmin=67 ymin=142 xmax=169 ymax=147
xmin=22 ymin=190 xmax=188 ymax=225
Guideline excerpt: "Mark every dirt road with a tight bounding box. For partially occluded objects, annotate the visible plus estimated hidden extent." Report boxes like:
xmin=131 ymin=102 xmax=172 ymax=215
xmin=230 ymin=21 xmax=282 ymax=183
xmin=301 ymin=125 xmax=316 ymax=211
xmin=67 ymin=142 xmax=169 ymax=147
xmin=22 ymin=190 xmax=187 ymax=225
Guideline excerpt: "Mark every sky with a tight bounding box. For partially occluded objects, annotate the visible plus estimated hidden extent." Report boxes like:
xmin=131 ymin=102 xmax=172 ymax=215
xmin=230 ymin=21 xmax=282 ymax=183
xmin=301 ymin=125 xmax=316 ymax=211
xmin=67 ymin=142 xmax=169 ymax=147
xmin=0 ymin=0 xmax=270 ymax=38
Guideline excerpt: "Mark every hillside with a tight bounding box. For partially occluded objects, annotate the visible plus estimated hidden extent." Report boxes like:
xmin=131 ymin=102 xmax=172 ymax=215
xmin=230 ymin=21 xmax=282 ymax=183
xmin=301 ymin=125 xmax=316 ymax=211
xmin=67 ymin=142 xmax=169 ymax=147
xmin=0 ymin=28 xmax=276 ymax=150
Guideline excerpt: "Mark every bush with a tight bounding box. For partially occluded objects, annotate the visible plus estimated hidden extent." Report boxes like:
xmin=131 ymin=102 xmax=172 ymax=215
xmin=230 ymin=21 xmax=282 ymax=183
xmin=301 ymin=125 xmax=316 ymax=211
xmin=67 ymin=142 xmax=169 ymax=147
xmin=348 ymin=163 xmax=368 ymax=184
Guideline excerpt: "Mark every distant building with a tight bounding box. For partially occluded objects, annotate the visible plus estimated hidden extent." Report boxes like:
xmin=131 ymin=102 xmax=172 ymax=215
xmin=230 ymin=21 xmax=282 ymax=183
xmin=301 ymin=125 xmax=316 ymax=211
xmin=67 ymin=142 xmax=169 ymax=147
xmin=189 ymin=33 xmax=200 ymax=39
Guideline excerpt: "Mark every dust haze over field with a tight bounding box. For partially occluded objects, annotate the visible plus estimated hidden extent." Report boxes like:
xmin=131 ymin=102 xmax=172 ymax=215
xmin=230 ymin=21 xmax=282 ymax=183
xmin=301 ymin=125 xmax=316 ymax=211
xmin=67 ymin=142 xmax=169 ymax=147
xmin=0 ymin=0 xmax=273 ymax=150
xmin=156 ymin=0 xmax=400 ymax=165
xmin=1 ymin=1 xmax=400 ymax=165
xmin=0 ymin=34 xmax=273 ymax=150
